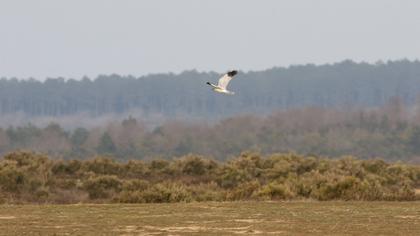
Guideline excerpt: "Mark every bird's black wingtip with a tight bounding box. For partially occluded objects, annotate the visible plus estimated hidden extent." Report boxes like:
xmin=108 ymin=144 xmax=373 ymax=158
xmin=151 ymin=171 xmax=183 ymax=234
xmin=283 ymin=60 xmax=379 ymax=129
xmin=227 ymin=70 xmax=238 ymax=77
xmin=206 ymin=82 xmax=211 ymax=85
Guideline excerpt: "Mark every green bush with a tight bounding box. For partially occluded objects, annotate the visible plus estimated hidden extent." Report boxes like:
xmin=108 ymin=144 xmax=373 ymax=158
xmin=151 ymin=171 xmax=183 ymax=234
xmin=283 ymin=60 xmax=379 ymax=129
xmin=0 ymin=166 xmax=26 ymax=193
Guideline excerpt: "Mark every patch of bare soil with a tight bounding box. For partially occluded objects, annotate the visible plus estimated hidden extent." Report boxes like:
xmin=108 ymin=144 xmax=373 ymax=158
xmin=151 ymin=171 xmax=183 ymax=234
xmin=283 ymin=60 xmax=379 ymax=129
xmin=233 ymin=219 xmax=263 ymax=223
xmin=394 ymin=215 xmax=419 ymax=219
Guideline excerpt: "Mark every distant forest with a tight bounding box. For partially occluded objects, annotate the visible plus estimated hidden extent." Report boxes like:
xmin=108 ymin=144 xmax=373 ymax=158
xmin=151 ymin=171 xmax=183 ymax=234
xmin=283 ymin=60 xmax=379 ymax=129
xmin=2 ymin=60 xmax=420 ymax=161
xmin=1 ymin=59 xmax=420 ymax=119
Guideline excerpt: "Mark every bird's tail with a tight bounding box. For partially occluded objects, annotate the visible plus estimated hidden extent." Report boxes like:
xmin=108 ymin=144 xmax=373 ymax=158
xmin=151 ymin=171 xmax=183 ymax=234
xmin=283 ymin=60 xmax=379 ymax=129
xmin=206 ymin=82 xmax=217 ymax=88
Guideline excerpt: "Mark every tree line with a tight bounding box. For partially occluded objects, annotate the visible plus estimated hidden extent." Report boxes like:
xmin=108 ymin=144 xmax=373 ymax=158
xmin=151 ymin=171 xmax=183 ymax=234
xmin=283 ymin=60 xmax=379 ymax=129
xmin=1 ymin=99 xmax=420 ymax=161
xmin=1 ymin=60 xmax=420 ymax=120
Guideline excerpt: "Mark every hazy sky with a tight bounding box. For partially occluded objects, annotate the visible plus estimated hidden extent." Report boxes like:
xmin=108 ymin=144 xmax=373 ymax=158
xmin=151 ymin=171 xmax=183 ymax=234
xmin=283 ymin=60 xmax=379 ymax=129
xmin=1 ymin=0 xmax=420 ymax=79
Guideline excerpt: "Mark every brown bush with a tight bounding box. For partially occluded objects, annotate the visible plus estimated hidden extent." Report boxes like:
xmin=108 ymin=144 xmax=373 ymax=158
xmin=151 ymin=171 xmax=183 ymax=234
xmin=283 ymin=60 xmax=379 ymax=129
xmin=83 ymin=175 xmax=122 ymax=199
xmin=1 ymin=151 xmax=420 ymax=203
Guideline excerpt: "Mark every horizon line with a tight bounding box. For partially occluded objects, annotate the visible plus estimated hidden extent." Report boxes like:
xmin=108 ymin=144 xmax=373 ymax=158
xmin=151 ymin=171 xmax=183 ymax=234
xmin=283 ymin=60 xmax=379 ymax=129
xmin=1 ymin=58 xmax=419 ymax=82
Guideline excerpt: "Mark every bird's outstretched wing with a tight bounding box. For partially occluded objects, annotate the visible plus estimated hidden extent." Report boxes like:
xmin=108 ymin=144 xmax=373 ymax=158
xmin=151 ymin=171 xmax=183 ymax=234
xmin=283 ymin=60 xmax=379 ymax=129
xmin=217 ymin=70 xmax=238 ymax=90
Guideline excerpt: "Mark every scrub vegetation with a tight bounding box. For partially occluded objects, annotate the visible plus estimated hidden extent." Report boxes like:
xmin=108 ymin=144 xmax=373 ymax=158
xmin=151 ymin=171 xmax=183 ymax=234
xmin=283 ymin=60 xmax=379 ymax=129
xmin=1 ymin=151 xmax=419 ymax=204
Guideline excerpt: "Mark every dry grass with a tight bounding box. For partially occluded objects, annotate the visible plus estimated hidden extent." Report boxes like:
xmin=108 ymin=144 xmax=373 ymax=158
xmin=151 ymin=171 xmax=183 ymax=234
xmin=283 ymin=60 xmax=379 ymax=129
xmin=0 ymin=202 xmax=420 ymax=235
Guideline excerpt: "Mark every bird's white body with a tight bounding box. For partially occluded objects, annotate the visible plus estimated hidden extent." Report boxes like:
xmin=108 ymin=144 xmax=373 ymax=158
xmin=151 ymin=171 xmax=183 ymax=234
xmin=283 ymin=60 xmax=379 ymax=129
xmin=206 ymin=70 xmax=238 ymax=95
xmin=207 ymin=83 xmax=235 ymax=95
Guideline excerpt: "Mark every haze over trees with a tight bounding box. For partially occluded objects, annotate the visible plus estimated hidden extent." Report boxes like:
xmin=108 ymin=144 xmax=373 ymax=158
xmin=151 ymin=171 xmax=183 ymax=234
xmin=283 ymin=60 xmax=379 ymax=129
xmin=1 ymin=60 xmax=420 ymax=125
xmin=0 ymin=101 xmax=419 ymax=162
xmin=1 ymin=60 xmax=420 ymax=161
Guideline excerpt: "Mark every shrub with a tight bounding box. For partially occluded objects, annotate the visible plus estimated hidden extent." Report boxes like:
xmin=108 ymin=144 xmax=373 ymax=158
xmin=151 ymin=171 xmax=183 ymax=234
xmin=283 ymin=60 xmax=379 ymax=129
xmin=123 ymin=160 xmax=150 ymax=178
xmin=3 ymin=151 xmax=49 ymax=167
xmin=175 ymin=155 xmax=218 ymax=176
xmin=187 ymin=182 xmax=225 ymax=202
xmin=362 ymin=159 xmax=388 ymax=174
xmin=83 ymin=157 xmax=122 ymax=176
xmin=313 ymin=176 xmax=362 ymax=200
xmin=0 ymin=166 xmax=26 ymax=193
xmin=149 ymin=160 xmax=175 ymax=175
xmin=226 ymin=180 xmax=261 ymax=200
xmin=1 ymin=151 xmax=420 ymax=203
xmin=257 ymin=182 xmax=295 ymax=200
xmin=121 ymin=179 xmax=149 ymax=192
xmin=52 ymin=160 xmax=82 ymax=176
xmin=217 ymin=166 xmax=249 ymax=188
xmin=83 ymin=175 xmax=122 ymax=199
xmin=115 ymin=190 xmax=146 ymax=203
xmin=141 ymin=183 xmax=192 ymax=203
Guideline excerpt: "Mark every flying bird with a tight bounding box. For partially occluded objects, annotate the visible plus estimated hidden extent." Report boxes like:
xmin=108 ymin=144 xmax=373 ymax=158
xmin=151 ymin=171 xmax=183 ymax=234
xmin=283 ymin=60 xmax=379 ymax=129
xmin=206 ymin=70 xmax=238 ymax=95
